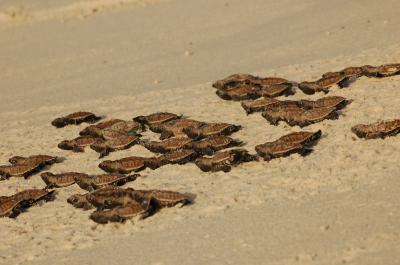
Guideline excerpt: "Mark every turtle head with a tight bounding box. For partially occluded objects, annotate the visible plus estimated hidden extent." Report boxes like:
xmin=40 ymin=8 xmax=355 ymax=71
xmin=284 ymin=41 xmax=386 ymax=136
xmin=98 ymin=160 xmax=115 ymax=172
xmin=58 ymin=140 xmax=72 ymax=150
xmin=51 ymin=118 xmax=69 ymax=128
xmin=8 ymin=156 xmax=24 ymax=164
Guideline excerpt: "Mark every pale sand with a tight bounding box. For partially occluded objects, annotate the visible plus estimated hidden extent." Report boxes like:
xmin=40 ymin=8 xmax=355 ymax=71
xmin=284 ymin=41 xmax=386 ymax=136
xmin=1 ymin=0 xmax=400 ymax=264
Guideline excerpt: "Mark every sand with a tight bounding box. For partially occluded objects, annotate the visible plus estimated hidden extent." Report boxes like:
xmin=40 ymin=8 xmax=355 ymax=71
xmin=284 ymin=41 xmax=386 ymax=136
xmin=1 ymin=0 xmax=400 ymax=264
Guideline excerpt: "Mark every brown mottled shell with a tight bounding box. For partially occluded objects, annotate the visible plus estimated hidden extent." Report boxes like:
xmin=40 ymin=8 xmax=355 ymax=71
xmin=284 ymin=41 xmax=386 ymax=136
xmin=298 ymin=96 xmax=347 ymax=110
xmin=257 ymin=83 xmax=293 ymax=98
xmin=90 ymin=135 xmax=140 ymax=157
xmin=155 ymin=119 xmax=206 ymax=139
xmin=101 ymin=129 xmax=127 ymax=140
xmin=351 ymin=119 xmax=400 ymax=139
xmin=133 ymin=112 xmax=181 ymax=126
xmin=105 ymin=121 xmax=143 ymax=135
xmin=0 ymin=163 xmax=43 ymax=179
xmin=0 ymin=197 xmax=28 ymax=218
xmin=195 ymin=149 xmax=257 ymax=172
xmin=185 ymin=135 xmax=243 ymax=155
xmin=261 ymin=105 xmax=304 ymax=126
xmin=241 ymin=98 xmax=279 ymax=114
xmin=79 ymin=119 xmax=124 ymax=136
xmin=13 ymin=189 xmax=55 ymax=203
xmin=216 ymin=85 xmax=260 ymax=101
xmin=254 ymin=77 xmax=288 ymax=86
xmin=90 ymin=201 xmax=150 ymax=224
xmin=51 ymin=111 xmax=101 ymax=128
xmin=58 ymin=136 xmax=100 ymax=152
xmin=316 ymin=75 xmax=348 ymax=88
xmin=322 ymin=67 xmax=363 ymax=79
xmin=298 ymin=107 xmax=338 ymax=126
xmin=86 ymin=187 xmax=135 ymax=209
xmin=183 ymin=123 xmax=242 ymax=139
xmin=99 ymin=156 xmax=148 ymax=174
xmin=161 ymin=149 xmax=198 ymax=164
xmin=9 ymin=155 xmax=58 ymax=166
xmin=133 ymin=190 xmax=192 ymax=207
xmin=142 ymin=137 xmax=193 ymax=153
xmin=212 ymin=74 xmax=259 ymax=90
xmin=40 ymin=172 xmax=88 ymax=188
xmin=376 ymin=63 xmax=400 ymax=77
xmin=255 ymin=131 xmax=321 ymax=161
xmin=75 ymin=174 xmax=138 ymax=191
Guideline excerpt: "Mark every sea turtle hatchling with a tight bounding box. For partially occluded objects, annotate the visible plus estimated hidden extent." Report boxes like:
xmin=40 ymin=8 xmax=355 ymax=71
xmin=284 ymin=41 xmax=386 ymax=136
xmin=212 ymin=74 xmax=259 ymax=90
xmin=298 ymin=74 xmax=350 ymax=94
xmin=13 ymin=189 xmax=56 ymax=203
xmin=322 ymin=66 xmax=364 ymax=79
xmin=133 ymin=112 xmax=182 ymax=126
xmin=101 ymin=121 xmax=144 ymax=138
xmin=298 ymin=96 xmax=348 ymax=110
xmin=145 ymin=149 xmax=199 ymax=169
xmin=183 ymin=123 xmax=242 ymax=139
xmin=255 ymin=130 xmax=321 ymax=161
xmin=90 ymin=135 xmax=141 ymax=158
xmin=40 ymin=172 xmax=88 ymax=188
xmin=79 ymin=119 xmax=124 ymax=137
xmin=0 ymin=163 xmax=45 ymax=180
xmin=132 ymin=190 xmax=193 ymax=208
xmin=184 ymin=135 xmax=243 ymax=155
xmin=9 ymin=155 xmax=58 ymax=166
xmin=0 ymin=196 xmax=31 ymax=218
xmin=74 ymin=173 xmax=139 ymax=191
xmin=67 ymin=187 xmax=126 ymax=210
xmin=89 ymin=200 xmax=153 ymax=224
xmin=85 ymin=187 xmax=136 ymax=209
xmin=58 ymin=136 xmax=100 ymax=152
xmin=362 ymin=63 xmax=400 ymax=78
xmin=195 ymin=149 xmax=258 ymax=172
xmin=99 ymin=156 xmax=150 ymax=174
xmin=215 ymin=85 xmax=260 ymax=101
xmin=141 ymin=137 xmax=194 ymax=153
xmin=51 ymin=111 xmax=101 ymax=128
xmin=241 ymin=98 xmax=279 ymax=114
xmin=256 ymin=83 xmax=294 ymax=98
xmin=351 ymin=119 xmax=400 ymax=139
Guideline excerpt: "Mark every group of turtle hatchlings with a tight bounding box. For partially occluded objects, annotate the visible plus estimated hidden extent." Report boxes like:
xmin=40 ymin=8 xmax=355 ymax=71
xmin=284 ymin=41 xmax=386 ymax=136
xmin=1 ymin=63 xmax=400 ymax=224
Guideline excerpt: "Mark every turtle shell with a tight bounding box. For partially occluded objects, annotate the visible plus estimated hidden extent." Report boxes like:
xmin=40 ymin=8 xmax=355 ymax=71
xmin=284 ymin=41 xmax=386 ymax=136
xmin=261 ymin=105 xmax=304 ymax=126
xmin=241 ymin=98 xmax=279 ymax=114
xmin=0 ymin=163 xmax=43 ymax=179
xmin=254 ymin=77 xmax=288 ymax=86
xmin=133 ymin=112 xmax=181 ymax=126
xmin=51 ymin=111 xmax=101 ymax=128
xmin=58 ymin=136 xmax=100 ymax=152
xmin=89 ymin=201 xmax=151 ymax=224
xmin=183 ymin=123 xmax=242 ymax=139
xmin=216 ymin=85 xmax=260 ymax=101
xmin=255 ymin=141 xmax=305 ymax=161
xmin=278 ymin=130 xmax=322 ymax=146
xmin=13 ymin=189 xmax=55 ymax=202
xmin=298 ymin=96 xmax=347 ymax=110
xmin=9 ymin=155 xmax=58 ymax=166
xmin=79 ymin=119 xmax=124 ymax=136
xmin=195 ymin=149 xmax=257 ymax=172
xmin=0 ymin=197 xmax=29 ymax=218
xmin=40 ymin=172 xmax=88 ymax=188
xmin=160 ymin=149 xmax=198 ymax=164
xmin=351 ymin=119 xmax=400 ymax=139
xmin=186 ymin=135 xmax=243 ymax=155
xmin=141 ymin=137 xmax=193 ymax=153
xmin=133 ymin=190 xmax=192 ymax=207
xmin=86 ymin=187 xmax=135 ymax=209
xmin=105 ymin=121 xmax=144 ymax=135
xmin=256 ymin=83 xmax=293 ymax=98
xmin=75 ymin=174 xmax=138 ymax=191
xmin=156 ymin=119 xmax=206 ymax=139
xmin=99 ymin=156 xmax=148 ymax=174
xmin=297 ymin=107 xmax=338 ymax=127
xmin=212 ymin=74 xmax=259 ymax=90
xmin=376 ymin=63 xmax=400 ymax=77
xmin=90 ymin=135 xmax=140 ymax=158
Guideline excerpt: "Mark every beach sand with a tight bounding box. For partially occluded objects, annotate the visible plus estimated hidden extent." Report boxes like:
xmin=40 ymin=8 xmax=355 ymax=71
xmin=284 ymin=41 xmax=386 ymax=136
xmin=1 ymin=1 xmax=400 ymax=264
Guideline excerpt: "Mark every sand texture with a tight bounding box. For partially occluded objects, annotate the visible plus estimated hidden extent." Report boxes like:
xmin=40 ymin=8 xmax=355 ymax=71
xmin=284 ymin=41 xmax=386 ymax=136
xmin=1 ymin=0 xmax=400 ymax=264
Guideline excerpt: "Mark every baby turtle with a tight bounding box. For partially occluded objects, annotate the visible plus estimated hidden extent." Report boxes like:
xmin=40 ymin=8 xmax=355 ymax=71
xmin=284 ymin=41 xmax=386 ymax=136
xmin=146 ymin=149 xmax=198 ymax=169
xmin=90 ymin=135 xmax=140 ymax=158
xmin=212 ymin=74 xmax=259 ymax=90
xmin=74 ymin=173 xmax=139 ymax=191
xmin=58 ymin=136 xmax=100 ymax=152
xmin=86 ymin=187 xmax=136 ymax=209
xmin=9 ymin=155 xmax=58 ymax=166
xmin=99 ymin=156 xmax=150 ymax=174
xmin=298 ymin=96 xmax=348 ymax=110
xmin=255 ymin=130 xmax=321 ymax=161
xmin=51 ymin=111 xmax=101 ymax=128
xmin=102 ymin=121 xmax=144 ymax=137
xmin=132 ymin=190 xmax=193 ymax=208
xmin=183 ymin=123 xmax=242 ymax=139
xmin=184 ymin=135 xmax=243 ymax=155
xmin=67 ymin=193 xmax=94 ymax=210
xmin=351 ymin=119 xmax=400 ymax=139
xmin=262 ymin=105 xmax=338 ymax=127
xmin=13 ymin=189 xmax=55 ymax=203
xmin=241 ymin=98 xmax=279 ymax=114
xmin=0 ymin=196 xmax=31 ymax=218
xmin=195 ymin=149 xmax=258 ymax=172
xmin=322 ymin=66 xmax=364 ymax=79
xmin=298 ymin=75 xmax=350 ymax=94
xmin=256 ymin=83 xmax=294 ymax=98
xmin=362 ymin=64 xmax=400 ymax=78
xmin=40 ymin=172 xmax=88 ymax=188
xmin=152 ymin=119 xmax=205 ymax=139
xmin=133 ymin=112 xmax=182 ymax=126
xmin=89 ymin=200 xmax=153 ymax=224
xmin=141 ymin=137 xmax=194 ymax=153
xmin=0 ymin=163 xmax=44 ymax=179
xmin=216 ymin=85 xmax=260 ymax=101
xmin=79 ymin=119 xmax=124 ymax=137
